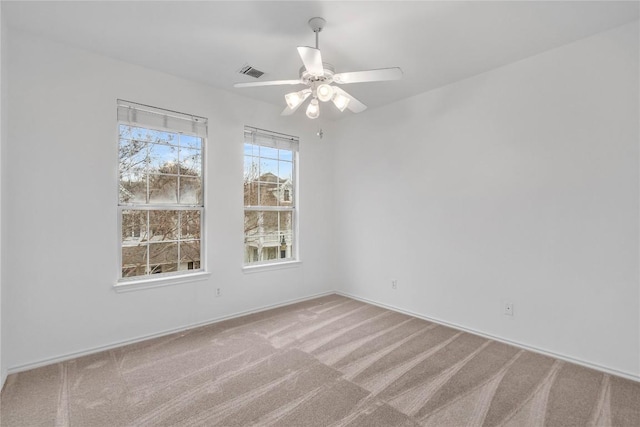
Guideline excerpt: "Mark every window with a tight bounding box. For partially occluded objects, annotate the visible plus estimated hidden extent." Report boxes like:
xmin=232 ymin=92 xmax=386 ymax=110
xmin=117 ymin=100 xmax=206 ymax=281
xmin=244 ymin=126 xmax=298 ymax=266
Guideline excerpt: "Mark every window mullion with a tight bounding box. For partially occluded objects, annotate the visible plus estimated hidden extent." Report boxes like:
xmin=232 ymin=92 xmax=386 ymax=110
xmin=177 ymin=210 xmax=181 ymax=271
xmin=146 ymin=210 xmax=150 ymax=275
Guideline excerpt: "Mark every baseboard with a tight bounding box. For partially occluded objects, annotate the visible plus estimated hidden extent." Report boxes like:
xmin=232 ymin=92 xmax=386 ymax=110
xmin=7 ymin=291 xmax=334 ymax=376
xmin=8 ymin=289 xmax=639 ymax=383
xmin=1 ymin=369 xmax=6 ymax=393
xmin=336 ymin=291 xmax=640 ymax=383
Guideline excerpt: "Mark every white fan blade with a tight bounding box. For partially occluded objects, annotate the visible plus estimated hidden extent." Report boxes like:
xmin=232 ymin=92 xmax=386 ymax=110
xmin=333 ymin=87 xmax=367 ymax=113
xmin=234 ymin=80 xmax=303 ymax=88
xmin=333 ymin=67 xmax=403 ymax=84
xmin=297 ymin=46 xmax=324 ymax=77
xmin=281 ymin=104 xmax=300 ymax=116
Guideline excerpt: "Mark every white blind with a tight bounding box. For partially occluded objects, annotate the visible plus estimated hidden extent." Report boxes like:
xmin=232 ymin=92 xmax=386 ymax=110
xmin=244 ymin=126 xmax=299 ymax=152
xmin=117 ymin=100 xmax=207 ymax=138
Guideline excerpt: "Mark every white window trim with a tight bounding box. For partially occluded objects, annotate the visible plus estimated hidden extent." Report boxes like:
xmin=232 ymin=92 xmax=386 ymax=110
xmin=242 ymin=260 xmax=302 ymax=274
xmin=115 ymin=100 xmax=208 ymax=289
xmin=114 ymin=271 xmax=211 ymax=293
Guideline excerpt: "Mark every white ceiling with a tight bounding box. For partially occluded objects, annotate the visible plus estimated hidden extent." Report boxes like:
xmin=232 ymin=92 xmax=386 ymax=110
xmin=4 ymin=1 xmax=639 ymax=120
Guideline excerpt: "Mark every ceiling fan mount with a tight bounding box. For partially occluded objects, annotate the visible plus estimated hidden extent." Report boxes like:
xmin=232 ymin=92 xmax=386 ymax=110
xmin=234 ymin=17 xmax=403 ymax=119
xmin=308 ymin=17 xmax=326 ymax=34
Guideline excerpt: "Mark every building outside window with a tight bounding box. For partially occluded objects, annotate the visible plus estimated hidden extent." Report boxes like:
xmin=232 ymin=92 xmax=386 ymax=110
xmin=243 ymin=126 xmax=298 ymax=265
xmin=117 ymin=100 xmax=206 ymax=280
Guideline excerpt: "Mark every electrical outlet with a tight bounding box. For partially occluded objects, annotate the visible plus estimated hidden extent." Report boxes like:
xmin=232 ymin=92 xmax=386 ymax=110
xmin=391 ymin=280 xmax=398 ymax=290
xmin=504 ymin=302 xmax=514 ymax=316
xmin=215 ymin=288 xmax=221 ymax=297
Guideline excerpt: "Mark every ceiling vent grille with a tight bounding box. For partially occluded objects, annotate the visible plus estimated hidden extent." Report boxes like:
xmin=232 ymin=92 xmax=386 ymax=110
xmin=238 ymin=65 xmax=265 ymax=79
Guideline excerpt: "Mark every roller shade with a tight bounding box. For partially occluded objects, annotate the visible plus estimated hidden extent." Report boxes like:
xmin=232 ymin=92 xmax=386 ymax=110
xmin=244 ymin=126 xmax=299 ymax=152
xmin=118 ymin=99 xmax=207 ymax=138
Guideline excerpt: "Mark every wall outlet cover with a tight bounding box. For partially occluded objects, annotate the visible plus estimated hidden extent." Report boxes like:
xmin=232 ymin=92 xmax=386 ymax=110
xmin=504 ymin=302 xmax=514 ymax=316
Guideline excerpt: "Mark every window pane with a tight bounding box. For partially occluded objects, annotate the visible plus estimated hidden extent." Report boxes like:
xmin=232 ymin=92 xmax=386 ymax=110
xmin=260 ymin=211 xmax=280 ymax=247
xmin=148 ymin=210 xmax=178 ymax=242
xmin=180 ymin=211 xmax=200 ymax=240
xmin=280 ymin=211 xmax=293 ymax=259
xmin=244 ymin=210 xmax=259 ymax=238
xmin=242 ymin=211 xmax=295 ymax=261
xmin=258 ymin=181 xmax=279 ymax=206
xmin=149 ymin=143 xmax=179 ymax=174
xmin=119 ymin=137 xmax=148 ymax=204
xmin=119 ymin=173 xmax=147 ymax=204
xmin=119 ymin=124 xmax=133 ymax=140
xmin=179 ymin=176 xmax=202 ymax=205
xmin=244 ymin=180 xmax=257 ymax=206
xmin=279 ymin=211 xmax=293 ymax=236
xmin=149 ymin=242 xmax=178 ymax=273
xmin=278 ymin=161 xmax=293 ymax=182
xmin=179 ymin=240 xmax=200 ymax=265
xmin=122 ymin=126 xmax=177 ymax=146
xmin=122 ymin=244 xmax=147 ymax=277
xmin=243 ymin=143 xmax=256 ymax=156
xmin=281 ymin=187 xmax=292 ymax=205
xmin=259 ymin=158 xmax=278 ymax=177
xmin=279 ymin=149 xmax=293 ymax=161
xmin=122 ymin=265 xmax=144 ymax=278
xmin=244 ymin=235 xmax=260 ymax=263
xmin=263 ymin=247 xmax=278 ymax=261
xmin=148 ymin=174 xmax=178 ymax=204
xmin=259 ymin=146 xmax=278 ymax=160
xmin=122 ymin=210 xmax=147 ymax=242
xmin=244 ymin=156 xmax=259 ymax=181
xmin=160 ymin=263 xmax=178 ymax=273
xmin=276 ymin=174 xmax=293 ymax=206
xmin=244 ymin=156 xmax=259 ymax=206
xmin=181 ymin=210 xmax=201 ymax=239
xmin=149 ymin=130 xmax=178 ymax=146
xmin=179 ymin=147 xmax=202 ymax=177
xmin=119 ymin=138 xmax=147 ymax=175
xmin=180 ymin=134 xmax=202 ymax=150
xmin=120 ymin=125 xmax=154 ymax=142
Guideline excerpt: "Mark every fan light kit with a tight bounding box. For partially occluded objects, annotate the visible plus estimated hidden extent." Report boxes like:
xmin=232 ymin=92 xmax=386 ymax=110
xmin=234 ymin=17 xmax=403 ymax=119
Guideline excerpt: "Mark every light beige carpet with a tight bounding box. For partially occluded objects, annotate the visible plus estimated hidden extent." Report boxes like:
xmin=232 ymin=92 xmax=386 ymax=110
xmin=1 ymin=294 xmax=639 ymax=426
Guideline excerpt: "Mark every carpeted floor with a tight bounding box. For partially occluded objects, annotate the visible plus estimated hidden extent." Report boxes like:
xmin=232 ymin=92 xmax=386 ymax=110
xmin=1 ymin=294 xmax=639 ymax=426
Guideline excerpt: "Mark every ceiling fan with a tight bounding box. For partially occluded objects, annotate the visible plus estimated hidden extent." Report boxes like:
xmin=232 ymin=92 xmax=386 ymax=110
xmin=233 ymin=17 xmax=403 ymax=119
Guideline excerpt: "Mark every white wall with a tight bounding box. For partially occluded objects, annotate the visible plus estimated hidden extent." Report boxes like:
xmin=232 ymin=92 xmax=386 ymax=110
xmin=0 ymin=2 xmax=6 ymax=389
xmin=333 ymin=21 xmax=639 ymax=378
xmin=3 ymin=29 xmax=337 ymax=370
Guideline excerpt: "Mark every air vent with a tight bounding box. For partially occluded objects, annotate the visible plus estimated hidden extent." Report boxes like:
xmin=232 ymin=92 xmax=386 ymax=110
xmin=238 ymin=65 xmax=265 ymax=79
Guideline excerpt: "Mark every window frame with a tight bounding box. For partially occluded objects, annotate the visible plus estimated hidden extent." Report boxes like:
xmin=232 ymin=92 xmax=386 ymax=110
xmin=243 ymin=126 xmax=299 ymax=268
xmin=116 ymin=100 xmax=208 ymax=287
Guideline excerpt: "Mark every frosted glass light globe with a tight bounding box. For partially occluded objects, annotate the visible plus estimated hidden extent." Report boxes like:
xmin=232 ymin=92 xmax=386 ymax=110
xmin=316 ymin=84 xmax=334 ymax=102
xmin=306 ymin=98 xmax=320 ymax=119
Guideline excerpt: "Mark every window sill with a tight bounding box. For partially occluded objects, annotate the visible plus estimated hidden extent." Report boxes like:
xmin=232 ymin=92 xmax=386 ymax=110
xmin=114 ymin=271 xmax=211 ymax=293
xmin=242 ymin=260 xmax=302 ymax=274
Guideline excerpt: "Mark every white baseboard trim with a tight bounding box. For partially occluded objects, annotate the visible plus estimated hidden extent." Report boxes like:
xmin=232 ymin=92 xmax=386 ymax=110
xmin=8 ymin=290 xmax=639 ymax=384
xmin=7 ymin=291 xmax=334 ymax=376
xmin=336 ymin=291 xmax=640 ymax=383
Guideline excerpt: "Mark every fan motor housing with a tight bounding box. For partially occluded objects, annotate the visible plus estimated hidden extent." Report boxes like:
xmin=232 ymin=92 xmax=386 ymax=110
xmin=299 ymin=63 xmax=335 ymax=84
